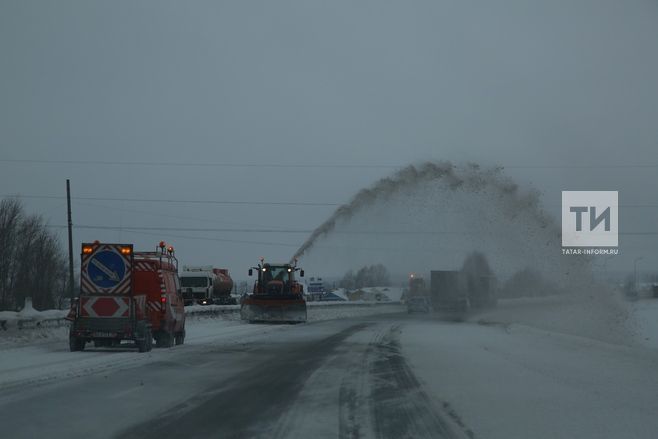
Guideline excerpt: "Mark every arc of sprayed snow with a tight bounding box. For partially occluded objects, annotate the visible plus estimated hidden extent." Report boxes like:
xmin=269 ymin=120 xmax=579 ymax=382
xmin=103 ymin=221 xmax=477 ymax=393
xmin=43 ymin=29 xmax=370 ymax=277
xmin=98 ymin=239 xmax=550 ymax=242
xmin=291 ymin=162 xmax=457 ymax=261
xmin=290 ymin=161 xmax=559 ymax=263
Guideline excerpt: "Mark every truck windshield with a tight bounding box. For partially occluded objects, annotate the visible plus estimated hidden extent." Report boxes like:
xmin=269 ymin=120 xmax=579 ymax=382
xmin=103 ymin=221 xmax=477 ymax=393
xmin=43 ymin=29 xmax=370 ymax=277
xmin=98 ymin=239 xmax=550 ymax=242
xmin=181 ymin=277 xmax=208 ymax=288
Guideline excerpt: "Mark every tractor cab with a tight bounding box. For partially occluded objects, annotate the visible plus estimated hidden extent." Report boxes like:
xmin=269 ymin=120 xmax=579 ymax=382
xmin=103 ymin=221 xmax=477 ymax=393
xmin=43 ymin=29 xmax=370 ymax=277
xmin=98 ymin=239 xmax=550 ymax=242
xmin=250 ymin=262 xmax=304 ymax=296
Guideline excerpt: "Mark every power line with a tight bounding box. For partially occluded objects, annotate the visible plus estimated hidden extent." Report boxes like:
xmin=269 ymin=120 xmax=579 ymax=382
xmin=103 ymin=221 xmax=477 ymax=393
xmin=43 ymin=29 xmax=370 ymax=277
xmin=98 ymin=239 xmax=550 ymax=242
xmin=44 ymin=224 xmax=488 ymax=234
xmin=503 ymin=164 xmax=658 ymax=169
xmin=1 ymin=158 xmax=658 ymax=169
xmin=114 ymin=229 xmax=466 ymax=254
xmin=48 ymin=224 xmax=312 ymax=233
xmin=73 ymin=200 xmax=292 ymax=229
xmin=0 ymin=158 xmax=400 ymax=169
xmin=65 ymin=225 xmax=468 ymax=253
xmin=2 ymin=194 xmax=340 ymax=207
xmin=44 ymin=224 xmax=524 ymax=234
xmin=45 ymin=224 xmax=658 ymax=236
xmin=7 ymin=194 xmax=658 ymax=209
xmin=117 ymin=228 xmax=301 ymax=248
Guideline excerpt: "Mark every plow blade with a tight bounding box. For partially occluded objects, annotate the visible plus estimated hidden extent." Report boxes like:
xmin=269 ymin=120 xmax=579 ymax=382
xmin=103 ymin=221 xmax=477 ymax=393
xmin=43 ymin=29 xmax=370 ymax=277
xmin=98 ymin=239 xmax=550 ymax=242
xmin=240 ymin=296 xmax=307 ymax=323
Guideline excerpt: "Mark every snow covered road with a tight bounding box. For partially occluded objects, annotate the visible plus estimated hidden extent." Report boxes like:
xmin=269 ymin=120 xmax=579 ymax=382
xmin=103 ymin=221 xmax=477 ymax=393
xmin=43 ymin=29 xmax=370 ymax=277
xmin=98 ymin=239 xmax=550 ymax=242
xmin=403 ymin=320 xmax=658 ymax=439
xmin=0 ymin=304 xmax=402 ymax=393
xmin=1 ymin=299 xmax=658 ymax=438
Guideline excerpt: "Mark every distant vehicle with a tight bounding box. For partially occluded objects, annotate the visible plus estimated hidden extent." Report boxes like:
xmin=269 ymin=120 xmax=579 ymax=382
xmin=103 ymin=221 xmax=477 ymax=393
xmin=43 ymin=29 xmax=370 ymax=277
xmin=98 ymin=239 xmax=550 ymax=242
xmin=241 ymin=258 xmax=306 ymax=323
xmin=465 ymin=272 xmax=497 ymax=309
xmin=408 ymin=273 xmax=427 ymax=295
xmin=180 ymin=265 xmax=235 ymax=305
xmin=430 ymin=270 xmax=497 ymax=319
xmin=68 ymin=241 xmax=185 ymax=352
xmin=402 ymin=273 xmax=428 ymax=301
xmin=430 ymin=270 xmax=469 ymax=315
xmin=407 ymin=296 xmax=431 ymax=313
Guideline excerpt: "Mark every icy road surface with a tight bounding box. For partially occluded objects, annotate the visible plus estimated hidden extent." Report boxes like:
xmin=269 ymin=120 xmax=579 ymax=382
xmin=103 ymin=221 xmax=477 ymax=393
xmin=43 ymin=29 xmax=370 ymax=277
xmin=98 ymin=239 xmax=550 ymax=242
xmin=2 ymin=304 xmax=658 ymax=438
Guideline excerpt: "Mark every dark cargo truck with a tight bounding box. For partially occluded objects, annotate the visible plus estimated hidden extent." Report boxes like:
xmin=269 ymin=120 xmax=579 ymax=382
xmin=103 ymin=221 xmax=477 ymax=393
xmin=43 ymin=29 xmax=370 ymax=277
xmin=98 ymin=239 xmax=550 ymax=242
xmin=430 ymin=269 xmax=497 ymax=319
xmin=430 ymin=270 xmax=469 ymax=314
xmin=466 ymin=274 xmax=497 ymax=309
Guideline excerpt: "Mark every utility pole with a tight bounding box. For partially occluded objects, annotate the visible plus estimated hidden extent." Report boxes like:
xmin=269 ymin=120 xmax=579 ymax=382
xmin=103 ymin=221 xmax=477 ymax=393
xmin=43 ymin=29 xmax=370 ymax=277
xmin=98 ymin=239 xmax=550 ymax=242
xmin=66 ymin=179 xmax=75 ymax=300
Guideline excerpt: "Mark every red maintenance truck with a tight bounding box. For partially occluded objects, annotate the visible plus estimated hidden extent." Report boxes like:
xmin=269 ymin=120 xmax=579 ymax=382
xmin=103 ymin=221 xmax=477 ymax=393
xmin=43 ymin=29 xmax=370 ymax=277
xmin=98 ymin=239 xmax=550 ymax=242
xmin=68 ymin=242 xmax=186 ymax=352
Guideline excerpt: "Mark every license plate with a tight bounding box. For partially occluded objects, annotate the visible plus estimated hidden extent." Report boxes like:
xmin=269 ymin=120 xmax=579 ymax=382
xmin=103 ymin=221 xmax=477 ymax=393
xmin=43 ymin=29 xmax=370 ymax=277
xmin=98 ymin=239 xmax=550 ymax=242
xmin=92 ymin=332 xmax=115 ymax=338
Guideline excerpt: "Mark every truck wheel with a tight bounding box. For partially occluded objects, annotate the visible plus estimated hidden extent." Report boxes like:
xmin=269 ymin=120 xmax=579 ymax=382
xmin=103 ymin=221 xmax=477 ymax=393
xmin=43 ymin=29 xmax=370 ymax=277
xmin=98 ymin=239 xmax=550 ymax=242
xmin=69 ymin=336 xmax=85 ymax=352
xmin=156 ymin=332 xmax=174 ymax=348
xmin=137 ymin=329 xmax=152 ymax=353
xmin=174 ymin=331 xmax=185 ymax=345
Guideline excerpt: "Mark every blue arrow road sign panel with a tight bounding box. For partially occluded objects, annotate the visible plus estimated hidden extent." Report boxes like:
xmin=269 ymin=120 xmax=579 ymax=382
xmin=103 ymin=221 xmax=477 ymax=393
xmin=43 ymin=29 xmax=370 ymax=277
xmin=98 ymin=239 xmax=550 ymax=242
xmin=87 ymin=250 xmax=127 ymax=289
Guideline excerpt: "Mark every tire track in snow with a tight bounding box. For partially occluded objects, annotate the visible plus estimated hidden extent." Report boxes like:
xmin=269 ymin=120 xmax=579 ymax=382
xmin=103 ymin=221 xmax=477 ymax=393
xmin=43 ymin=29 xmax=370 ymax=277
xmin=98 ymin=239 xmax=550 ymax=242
xmin=268 ymin=321 xmax=473 ymax=439
xmin=122 ymin=322 xmax=372 ymax=439
xmin=367 ymin=324 xmax=473 ymax=439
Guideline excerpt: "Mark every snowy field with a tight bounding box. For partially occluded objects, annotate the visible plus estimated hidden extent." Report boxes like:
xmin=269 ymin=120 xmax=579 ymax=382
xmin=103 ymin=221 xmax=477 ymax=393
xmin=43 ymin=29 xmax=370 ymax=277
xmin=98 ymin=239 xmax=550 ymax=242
xmin=627 ymin=298 xmax=658 ymax=349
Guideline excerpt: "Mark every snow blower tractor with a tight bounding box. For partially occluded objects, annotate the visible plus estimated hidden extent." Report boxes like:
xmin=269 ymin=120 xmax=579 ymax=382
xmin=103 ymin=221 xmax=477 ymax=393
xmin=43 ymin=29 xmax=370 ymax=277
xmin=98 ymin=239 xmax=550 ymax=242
xmin=240 ymin=258 xmax=307 ymax=323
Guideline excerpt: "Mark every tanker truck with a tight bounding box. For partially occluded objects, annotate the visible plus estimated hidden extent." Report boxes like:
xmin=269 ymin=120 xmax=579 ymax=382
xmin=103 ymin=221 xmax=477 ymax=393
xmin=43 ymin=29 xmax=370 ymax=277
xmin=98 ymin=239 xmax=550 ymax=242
xmin=180 ymin=265 xmax=236 ymax=305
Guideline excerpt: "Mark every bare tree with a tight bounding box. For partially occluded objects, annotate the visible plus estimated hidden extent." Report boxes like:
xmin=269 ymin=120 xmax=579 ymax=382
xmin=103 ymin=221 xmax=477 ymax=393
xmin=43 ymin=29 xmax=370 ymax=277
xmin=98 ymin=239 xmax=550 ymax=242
xmin=339 ymin=270 xmax=355 ymax=289
xmin=340 ymin=265 xmax=391 ymax=289
xmin=0 ymin=198 xmax=22 ymax=310
xmin=0 ymin=198 xmax=67 ymax=311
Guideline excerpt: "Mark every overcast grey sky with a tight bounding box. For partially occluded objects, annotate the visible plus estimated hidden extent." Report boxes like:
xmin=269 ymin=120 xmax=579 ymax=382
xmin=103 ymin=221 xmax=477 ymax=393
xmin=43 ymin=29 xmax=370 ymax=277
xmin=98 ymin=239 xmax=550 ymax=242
xmin=1 ymin=0 xmax=657 ymax=280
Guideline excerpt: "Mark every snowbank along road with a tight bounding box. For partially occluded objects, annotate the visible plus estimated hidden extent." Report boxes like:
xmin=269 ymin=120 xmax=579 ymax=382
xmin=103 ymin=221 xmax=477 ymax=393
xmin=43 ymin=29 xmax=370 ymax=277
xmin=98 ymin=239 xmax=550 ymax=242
xmin=2 ymin=300 xmax=658 ymax=439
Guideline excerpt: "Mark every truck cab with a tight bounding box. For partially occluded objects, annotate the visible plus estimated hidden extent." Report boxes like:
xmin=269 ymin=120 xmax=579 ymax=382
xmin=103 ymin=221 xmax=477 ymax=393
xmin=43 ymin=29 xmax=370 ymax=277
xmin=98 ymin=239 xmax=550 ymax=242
xmin=180 ymin=266 xmax=214 ymax=305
